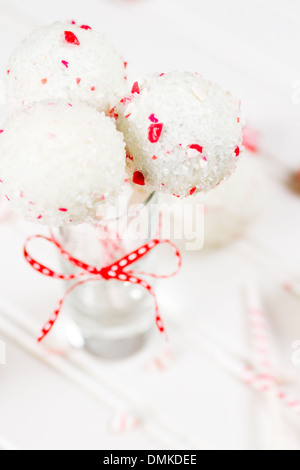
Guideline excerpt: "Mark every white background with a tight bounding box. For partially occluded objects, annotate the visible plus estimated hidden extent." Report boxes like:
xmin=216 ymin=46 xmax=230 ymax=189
xmin=0 ymin=0 xmax=300 ymax=450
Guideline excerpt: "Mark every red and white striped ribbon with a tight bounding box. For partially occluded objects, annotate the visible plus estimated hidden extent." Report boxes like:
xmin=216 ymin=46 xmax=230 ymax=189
xmin=24 ymin=232 xmax=181 ymax=342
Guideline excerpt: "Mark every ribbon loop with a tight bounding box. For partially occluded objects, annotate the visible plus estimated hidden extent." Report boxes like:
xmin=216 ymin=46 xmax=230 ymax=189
xmin=24 ymin=232 xmax=182 ymax=342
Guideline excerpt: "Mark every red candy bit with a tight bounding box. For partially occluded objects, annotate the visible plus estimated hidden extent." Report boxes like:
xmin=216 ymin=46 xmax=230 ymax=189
xmin=131 ymin=81 xmax=140 ymax=94
xmin=148 ymin=113 xmax=159 ymax=123
xmin=64 ymin=31 xmax=80 ymax=46
xmin=0 ymin=130 xmax=4 ymax=134
xmin=91 ymin=86 xmax=95 ymax=91
xmin=203 ymin=156 xmax=207 ymax=162
xmin=41 ymin=78 xmax=47 ymax=85
xmin=152 ymin=155 xmax=158 ymax=160
xmin=237 ymin=117 xmax=240 ymax=123
xmin=124 ymin=61 xmax=128 ymax=69
xmin=125 ymin=113 xmax=131 ymax=118
xmin=160 ymin=73 xmax=165 ymax=77
xmin=109 ymin=106 xmax=119 ymax=120
xmin=120 ymin=96 xmax=132 ymax=106
xmin=235 ymin=146 xmax=240 ymax=157
xmin=62 ymin=60 xmax=69 ymax=68
xmin=70 ymin=20 xmax=76 ymax=25
xmin=6 ymin=70 xmax=10 ymax=75
xmin=76 ymin=78 xmax=81 ymax=85
xmin=80 ymin=24 xmax=92 ymax=30
xmin=59 ymin=208 xmax=68 ymax=212
xmin=132 ymin=171 xmax=145 ymax=186
xmin=126 ymin=154 xmax=133 ymax=161
xmin=148 ymin=123 xmax=164 ymax=143
xmin=188 ymin=144 xmax=203 ymax=153
xmin=190 ymin=187 xmax=196 ymax=196
xmin=37 ymin=215 xmax=42 ymax=220
xmin=5 ymin=195 xmax=10 ymax=201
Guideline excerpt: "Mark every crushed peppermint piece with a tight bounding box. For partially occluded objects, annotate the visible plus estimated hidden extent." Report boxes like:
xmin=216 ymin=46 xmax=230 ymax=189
xmin=131 ymin=82 xmax=140 ymax=94
xmin=61 ymin=60 xmax=69 ymax=68
xmin=190 ymin=187 xmax=196 ymax=196
xmin=152 ymin=155 xmax=158 ymax=160
xmin=235 ymin=146 xmax=240 ymax=157
xmin=0 ymin=130 xmax=4 ymax=134
xmin=59 ymin=208 xmax=68 ymax=212
xmin=132 ymin=171 xmax=145 ymax=186
xmin=126 ymin=154 xmax=133 ymax=161
xmin=148 ymin=114 xmax=159 ymax=123
xmin=64 ymin=31 xmax=80 ymax=46
xmin=80 ymin=25 xmax=92 ymax=30
xmin=41 ymin=78 xmax=47 ymax=85
xmin=188 ymin=144 xmax=203 ymax=153
xmin=91 ymin=86 xmax=95 ymax=91
xmin=148 ymin=123 xmax=163 ymax=143
xmin=124 ymin=61 xmax=128 ymax=69
xmin=76 ymin=78 xmax=81 ymax=85
xmin=120 ymin=97 xmax=132 ymax=106
xmin=109 ymin=106 xmax=119 ymax=119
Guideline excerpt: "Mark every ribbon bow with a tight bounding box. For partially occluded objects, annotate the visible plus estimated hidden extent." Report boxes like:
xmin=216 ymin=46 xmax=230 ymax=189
xmin=24 ymin=233 xmax=182 ymax=342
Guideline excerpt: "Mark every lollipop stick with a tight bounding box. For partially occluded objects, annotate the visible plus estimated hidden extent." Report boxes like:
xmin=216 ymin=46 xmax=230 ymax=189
xmin=244 ymin=283 xmax=290 ymax=449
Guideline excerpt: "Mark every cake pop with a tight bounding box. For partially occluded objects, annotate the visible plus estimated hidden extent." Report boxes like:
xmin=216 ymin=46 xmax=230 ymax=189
xmin=6 ymin=21 xmax=127 ymax=114
xmin=115 ymin=72 xmax=243 ymax=197
xmin=0 ymin=101 xmax=126 ymax=226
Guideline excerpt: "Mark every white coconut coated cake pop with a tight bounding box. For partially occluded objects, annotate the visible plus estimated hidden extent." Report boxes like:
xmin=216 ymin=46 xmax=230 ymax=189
xmin=0 ymin=101 xmax=126 ymax=226
xmin=115 ymin=72 xmax=243 ymax=197
xmin=6 ymin=21 xmax=127 ymax=114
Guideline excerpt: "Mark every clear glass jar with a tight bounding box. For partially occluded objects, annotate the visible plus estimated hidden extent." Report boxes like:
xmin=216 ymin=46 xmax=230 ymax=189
xmin=58 ymin=192 xmax=158 ymax=358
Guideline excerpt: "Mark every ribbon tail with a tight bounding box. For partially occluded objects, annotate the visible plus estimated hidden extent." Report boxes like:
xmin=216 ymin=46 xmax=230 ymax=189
xmin=133 ymin=278 xmax=167 ymax=339
xmin=37 ymin=277 xmax=97 ymax=342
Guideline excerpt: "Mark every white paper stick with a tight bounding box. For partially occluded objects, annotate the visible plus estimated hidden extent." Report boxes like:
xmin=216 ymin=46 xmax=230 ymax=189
xmin=244 ymin=283 xmax=290 ymax=450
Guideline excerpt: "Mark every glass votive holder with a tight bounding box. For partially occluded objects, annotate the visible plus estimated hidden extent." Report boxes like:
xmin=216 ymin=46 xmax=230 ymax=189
xmin=58 ymin=192 xmax=159 ymax=359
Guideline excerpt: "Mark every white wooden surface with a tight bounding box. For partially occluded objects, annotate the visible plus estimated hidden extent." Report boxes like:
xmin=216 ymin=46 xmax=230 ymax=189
xmin=0 ymin=0 xmax=300 ymax=450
